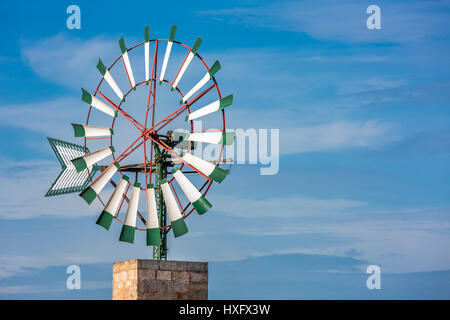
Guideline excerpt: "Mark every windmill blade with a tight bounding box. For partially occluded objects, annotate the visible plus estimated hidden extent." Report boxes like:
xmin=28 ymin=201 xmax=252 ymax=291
xmin=184 ymin=131 xmax=235 ymax=146
xmin=160 ymin=179 xmax=188 ymax=237
xmin=159 ymin=25 xmax=177 ymax=85
xmin=145 ymin=184 xmax=161 ymax=245
xmin=185 ymin=94 xmax=233 ymax=121
xmin=96 ymin=175 xmax=129 ymax=230
xmin=119 ymin=37 xmax=136 ymax=89
xmin=72 ymin=123 xmax=113 ymax=138
xmin=180 ymin=60 xmax=221 ymax=105
xmin=144 ymin=25 xmax=150 ymax=84
xmin=180 ymin=152 xmax=228 ymax=183
xmin=119 ymin=182 xmax=140 ymax=243
xmin=45 ymin=138 xmax=99 ymax=197
xmin=171 ymin=167 xmax=211 ymax=215
xmin=171 ymin=37 xmax=202 ymax=91
xmin=71 ymin=146 xmax=115 ymax=172
xmin=81 ymin=88 xmax=118 ymax=118
xmin=97 ymin=58 xmax=125 ymax=102
xmin=79 ymin=162 xmax=120 ymax=205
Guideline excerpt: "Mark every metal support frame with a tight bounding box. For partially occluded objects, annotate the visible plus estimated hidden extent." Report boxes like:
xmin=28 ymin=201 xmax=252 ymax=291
xmin=153 ymin=143 xmax=168 ymax=260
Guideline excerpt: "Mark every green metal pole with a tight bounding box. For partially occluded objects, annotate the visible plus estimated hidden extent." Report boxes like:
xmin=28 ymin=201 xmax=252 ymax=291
xmin=152 ymin=144 xmax=168 ymax=260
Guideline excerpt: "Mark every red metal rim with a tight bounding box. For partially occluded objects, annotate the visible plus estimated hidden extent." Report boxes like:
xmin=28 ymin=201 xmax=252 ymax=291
xmin=83 ymin=38 xmax=226 ymax=231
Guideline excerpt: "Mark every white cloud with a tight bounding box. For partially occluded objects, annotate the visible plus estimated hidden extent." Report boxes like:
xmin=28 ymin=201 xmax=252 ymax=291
xmin=0 ymin=282 xmax=110 ymax=295
xmin=0 ymin=285 xmax=45 ymax=295
xmin=0 ymin=256 xmax=37 ymax=279
xmin=281 ymin=120 xmax=399 ymax=154
xmin=20 ymin=33 xmax=193 ymax=93
xmin=195 ymin=201 xmax=450 ymax=272
xmin=0 ymin=158 xmax=101 ymax=219
xmin=337 ymin=77 xmax=408 ymax=95
xmin=0 ymin=97 xmax=81 ymax=138
xmin=21 ymin=34 xmax=119 ymax=90
xmin=227 ymin=115 xmax=399 ymax=156
xmin=198 ymin=0 xmax=450 ymax=43
xmin=212 ymin=193 xmax=367 ymax=218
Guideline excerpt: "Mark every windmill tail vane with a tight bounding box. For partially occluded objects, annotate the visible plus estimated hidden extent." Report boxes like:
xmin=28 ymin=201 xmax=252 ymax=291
xmin=45 ymin=24 xmax=235 ymax=259
xmin=45 ymin=137 xmax=98 ymax=197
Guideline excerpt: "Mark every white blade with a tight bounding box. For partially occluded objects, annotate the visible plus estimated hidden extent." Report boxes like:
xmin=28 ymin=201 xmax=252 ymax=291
xmin=160 ymin=180 xmax=183 ymax=223
xmin=119 ymin=37 xmax=136 ymax=88
xmin=185 ymin=95 xmax=233 ymax=121
xmin=96 ymin=59 xmax=124 ymax=101
xmin=181 ymin=73 xmax=210 ymax=104
xmin=172 ymin=37 xmax=202 ymax=90
xmin=145 ymin=41 xmax=150 ymax=82
xmin=71 ymin=124 xmax=113 ymax=137
xmin=160 ymin=42 xmax=172 ymax=84
xmin=172 ymin=168 xmax=201 ymax=203
xmin=145 ymin=185 xmax=159 ymax=229
xmin=123 ymin=182 xmax=140 ymax=227
xmin=159 ymin=25 xmax=177 ymax=85
xmin=81 ymin=88 xmax=117 ymax=118
xmin=185 ymin=132 xmax=235 ymax=145
xmin=144 ymin=26 xmax=150 ymax=82
xmin=104 ymin=176 xmax=129 ymax=215
xmin=72 ymin=146 xmax=114 ymax=172
xmin=172 ymin=51 xmax=194 ymax=90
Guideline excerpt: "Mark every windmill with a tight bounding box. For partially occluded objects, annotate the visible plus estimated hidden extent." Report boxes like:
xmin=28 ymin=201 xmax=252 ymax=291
xmin=46 ymin=25 xmax=234 ymax=260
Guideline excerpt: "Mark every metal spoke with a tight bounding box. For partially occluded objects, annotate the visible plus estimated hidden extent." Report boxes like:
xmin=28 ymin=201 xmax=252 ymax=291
xmin=96 ymin=90 xmax=144 ymax=131
xmin=151 ymin=84 xmax=215 ymax=133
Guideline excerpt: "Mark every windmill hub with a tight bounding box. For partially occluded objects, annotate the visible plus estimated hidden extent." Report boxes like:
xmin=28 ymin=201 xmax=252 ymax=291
xmin=143 ymin=128 xmax=158 ymax=141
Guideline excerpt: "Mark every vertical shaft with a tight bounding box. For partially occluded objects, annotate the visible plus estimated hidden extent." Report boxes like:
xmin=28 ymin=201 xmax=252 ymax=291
xmin=152 ymin=144 xmax=168 ymax=260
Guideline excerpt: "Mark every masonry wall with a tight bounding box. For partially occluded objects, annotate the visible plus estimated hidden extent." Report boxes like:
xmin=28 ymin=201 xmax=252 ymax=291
xmin=112 ymin=259 xmax=208 ymax=300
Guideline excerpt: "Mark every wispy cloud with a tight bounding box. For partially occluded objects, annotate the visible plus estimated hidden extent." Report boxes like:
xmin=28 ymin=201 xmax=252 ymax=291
xmin=21 ymin=34 xmax=118 ymax=90
xmin=187 ymin=203 xmax=450 ymax=272
xmin=0 ymin=159 xmax=101 ymax=219
xmin=337 ymin=77 xmax=408 ymax=96
xmin=0 ymin=285 xmax=46 ymax=295
xmin=0 ymin=97 xmax=81 ymax=138
xmin=213 ymin=194 xmax=367 ymax=218
xmin=198 ymin=0 xmax=450 ymax=43
xmin=281 ymin=120 xmax=399 ymax=154
xmin=0 ymin=281 xmax=111 ymax=295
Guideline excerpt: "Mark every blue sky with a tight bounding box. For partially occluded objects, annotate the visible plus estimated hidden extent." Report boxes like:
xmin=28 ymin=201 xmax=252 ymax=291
xmin=0 ymin=0 xmax=450 ymax=299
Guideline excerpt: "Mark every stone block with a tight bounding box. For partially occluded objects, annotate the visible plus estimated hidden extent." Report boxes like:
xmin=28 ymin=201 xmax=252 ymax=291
xmin=156 ymin=270 xmax=172 ymax=281
xmin=190 ymin=272 xmax=208 ymax=283
xmin=128 ymin=269 xmax=135 ymax=280
xmin=138 ymin=259 xmax=159 ymax=270
xmin=138 ymin=268 xmax=155 ymax=280
xmin=184 ymin=262 xmax=208 ymax=273
xmin=113 ymin=259 xmax=208 ymax=300
xmin=172 ymin=271 xmax=190 ymax=282
xmin=158 ymin=260 xmax=179 ymax=271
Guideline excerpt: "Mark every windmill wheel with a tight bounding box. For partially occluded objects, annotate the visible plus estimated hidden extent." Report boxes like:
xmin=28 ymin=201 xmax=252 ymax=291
xmin=71 ymin=25 xmax=234 ymax=248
